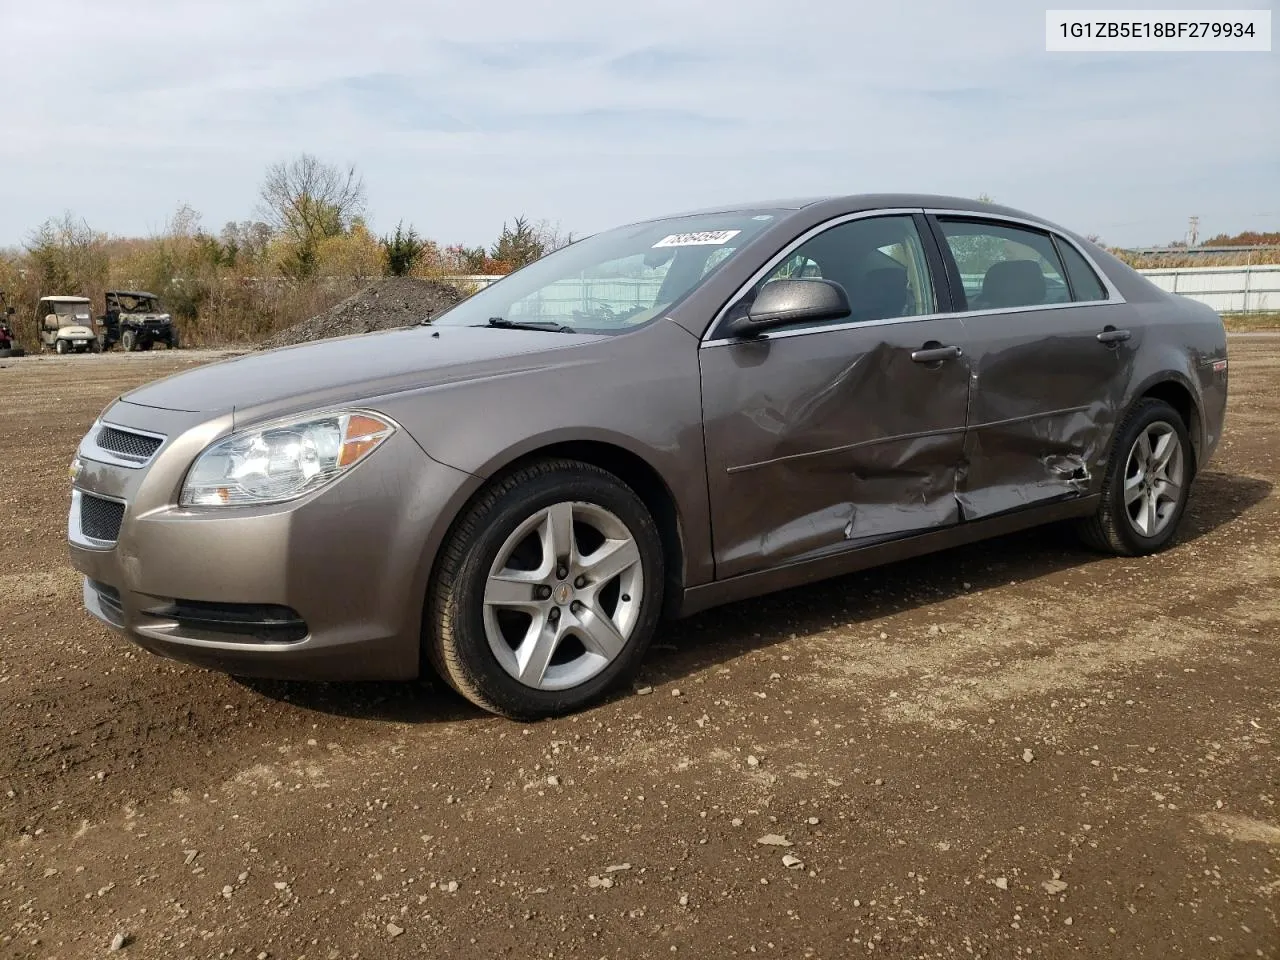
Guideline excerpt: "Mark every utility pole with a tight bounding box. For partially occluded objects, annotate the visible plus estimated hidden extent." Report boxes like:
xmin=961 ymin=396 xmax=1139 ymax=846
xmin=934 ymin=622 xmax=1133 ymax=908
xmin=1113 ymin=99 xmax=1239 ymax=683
xmin=1186 ymin=215 xmax=1200 ymax=247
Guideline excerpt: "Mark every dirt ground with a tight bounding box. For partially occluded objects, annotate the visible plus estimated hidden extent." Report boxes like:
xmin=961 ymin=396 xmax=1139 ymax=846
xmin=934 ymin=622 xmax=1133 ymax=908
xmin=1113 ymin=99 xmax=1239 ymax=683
xmin=2 ymin=341 xmax=1277 ymax=959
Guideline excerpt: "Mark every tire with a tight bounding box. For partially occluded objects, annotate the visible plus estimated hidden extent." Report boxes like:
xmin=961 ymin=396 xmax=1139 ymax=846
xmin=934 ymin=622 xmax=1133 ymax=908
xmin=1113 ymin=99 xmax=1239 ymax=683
xmin=1076 ymin=398 xmax=1193 ymax=556
xmin=427 ymin=459 xmax=665 ymax=719
xmin=121 ymin=330 xmax=137 ymax=352
xmin=55 ymin=339 xmax=68 ymax=355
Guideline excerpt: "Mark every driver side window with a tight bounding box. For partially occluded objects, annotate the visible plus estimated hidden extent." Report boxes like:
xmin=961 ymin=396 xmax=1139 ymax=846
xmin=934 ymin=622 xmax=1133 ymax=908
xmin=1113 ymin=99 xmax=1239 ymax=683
xmin=728 ymin=215 xmax=938 ymax=329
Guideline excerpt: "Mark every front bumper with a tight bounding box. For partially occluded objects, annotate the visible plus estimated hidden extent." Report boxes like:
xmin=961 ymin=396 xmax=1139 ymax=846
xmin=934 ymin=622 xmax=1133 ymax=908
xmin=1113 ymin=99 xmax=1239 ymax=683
xmin=67 ymin=400 xmax=475 ymax=681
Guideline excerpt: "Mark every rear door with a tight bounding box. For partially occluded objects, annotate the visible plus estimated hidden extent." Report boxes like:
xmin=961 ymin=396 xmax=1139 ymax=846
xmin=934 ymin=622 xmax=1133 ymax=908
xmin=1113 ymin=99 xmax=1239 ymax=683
xmin=700 ymin=212 xmax=972 ymax=580
xmin=927 ymin=214 xmax=1135 ymax=519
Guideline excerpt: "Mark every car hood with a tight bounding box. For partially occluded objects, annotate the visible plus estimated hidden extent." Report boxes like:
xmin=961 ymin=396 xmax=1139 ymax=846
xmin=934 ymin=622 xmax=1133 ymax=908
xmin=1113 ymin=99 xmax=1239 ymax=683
xmin=121 ymin=325 xmax=608 ymax=420
xmin=57 ymin=325 xmax=95 ymax=337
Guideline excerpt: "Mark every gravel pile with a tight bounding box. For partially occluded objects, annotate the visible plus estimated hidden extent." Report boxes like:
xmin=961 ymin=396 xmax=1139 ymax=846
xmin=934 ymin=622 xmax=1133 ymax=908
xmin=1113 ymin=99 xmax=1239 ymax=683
xmin=258 ymin=277 xmax=465 ymax=350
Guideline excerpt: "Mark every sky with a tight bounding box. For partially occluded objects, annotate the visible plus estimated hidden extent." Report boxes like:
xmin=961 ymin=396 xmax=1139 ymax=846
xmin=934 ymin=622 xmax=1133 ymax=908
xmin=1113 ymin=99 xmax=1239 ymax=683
xmin=1 ymin=0 xmax=1276 ymax=248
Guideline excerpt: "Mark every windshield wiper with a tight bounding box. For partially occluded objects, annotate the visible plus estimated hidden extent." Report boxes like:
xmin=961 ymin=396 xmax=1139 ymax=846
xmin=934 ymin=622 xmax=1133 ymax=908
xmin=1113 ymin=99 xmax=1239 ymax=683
xmin=483 ymin=316 xmax=575 ymax=333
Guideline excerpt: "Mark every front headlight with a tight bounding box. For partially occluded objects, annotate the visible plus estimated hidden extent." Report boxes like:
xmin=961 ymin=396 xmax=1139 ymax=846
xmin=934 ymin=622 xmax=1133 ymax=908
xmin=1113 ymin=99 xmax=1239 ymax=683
xmin=180 ymin=410 xmax=395 ymax=507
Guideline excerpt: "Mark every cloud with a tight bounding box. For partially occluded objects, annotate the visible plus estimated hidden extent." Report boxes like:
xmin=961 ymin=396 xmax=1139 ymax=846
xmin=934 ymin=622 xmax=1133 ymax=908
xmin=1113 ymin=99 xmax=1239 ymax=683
xmin=439 ymin=40 xmax=602 ymax=71
xmin=606 ymin=46 xmax=712 ymax=78
xmin=0 ymin=0 xmax=1275 ymax=247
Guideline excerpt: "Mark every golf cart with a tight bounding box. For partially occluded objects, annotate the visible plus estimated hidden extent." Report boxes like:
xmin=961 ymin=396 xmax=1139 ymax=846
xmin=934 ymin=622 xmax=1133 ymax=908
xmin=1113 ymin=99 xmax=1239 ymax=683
xmin=0 ymin=292 xmax=23 ymax=358
xmin=38 ymin=296 xmax=101 ymax=354
xmin=101 ymin=290 xmax=180 ymax=351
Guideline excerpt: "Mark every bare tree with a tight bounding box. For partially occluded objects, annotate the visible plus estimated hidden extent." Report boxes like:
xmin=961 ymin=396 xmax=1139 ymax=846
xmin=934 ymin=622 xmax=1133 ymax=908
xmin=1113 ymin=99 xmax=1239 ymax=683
xmin=258 ymin=154 xmax=367 ymax=248
xmin=533 ymin=219 xmax=575 ymax=253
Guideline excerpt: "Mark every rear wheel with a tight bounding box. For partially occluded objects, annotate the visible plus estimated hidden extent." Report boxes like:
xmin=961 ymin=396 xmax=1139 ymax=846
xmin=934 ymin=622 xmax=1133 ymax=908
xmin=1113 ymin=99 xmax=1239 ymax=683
xmin=427 ymin=459 xmax=664 ymax=719
xmin=1076 ymin=398 xmax=1192 ymax=555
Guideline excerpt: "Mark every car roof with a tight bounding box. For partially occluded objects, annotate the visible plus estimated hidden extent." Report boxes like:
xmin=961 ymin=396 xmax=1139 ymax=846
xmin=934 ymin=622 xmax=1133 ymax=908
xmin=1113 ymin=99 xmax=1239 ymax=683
xmin=39 ymin=296 xmax=92 ymax=303
xmin=636 ymin=197 xmax=831 ymax=219
xmin=634 ymin=194 xmax=1056 ymax=230
xmin=106 ymin=290 xmax=158 ymax=298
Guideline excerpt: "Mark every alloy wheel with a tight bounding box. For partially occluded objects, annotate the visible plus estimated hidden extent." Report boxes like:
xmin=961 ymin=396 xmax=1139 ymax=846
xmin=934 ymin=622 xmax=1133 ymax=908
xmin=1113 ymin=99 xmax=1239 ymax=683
xmin=1123 ymin=420 xmax=1185 ymax=538
xmin=482 ymin=501 xmax=644 ymax=691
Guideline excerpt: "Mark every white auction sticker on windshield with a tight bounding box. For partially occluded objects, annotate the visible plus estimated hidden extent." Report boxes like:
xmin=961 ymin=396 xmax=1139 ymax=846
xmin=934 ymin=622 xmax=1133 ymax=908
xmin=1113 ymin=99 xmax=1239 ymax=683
xmin=652 ymin=230 xmax=741 ymax=248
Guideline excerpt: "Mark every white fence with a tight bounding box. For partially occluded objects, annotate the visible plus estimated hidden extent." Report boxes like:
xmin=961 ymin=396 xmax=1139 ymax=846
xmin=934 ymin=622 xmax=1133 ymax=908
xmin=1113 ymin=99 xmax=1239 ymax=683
xmin=1136 ymin=265 xmax=1279 ymax=313
xmin=447 ymin=264 xmax=1280 ymax=314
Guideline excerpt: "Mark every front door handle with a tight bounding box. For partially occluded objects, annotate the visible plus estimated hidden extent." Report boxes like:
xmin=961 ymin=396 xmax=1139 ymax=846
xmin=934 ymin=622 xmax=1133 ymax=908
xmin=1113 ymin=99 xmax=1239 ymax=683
xmin=1096 ymin=327 xmax=1131 ymax=344
xmin=911 ymin=344 xmax=963 ymax=363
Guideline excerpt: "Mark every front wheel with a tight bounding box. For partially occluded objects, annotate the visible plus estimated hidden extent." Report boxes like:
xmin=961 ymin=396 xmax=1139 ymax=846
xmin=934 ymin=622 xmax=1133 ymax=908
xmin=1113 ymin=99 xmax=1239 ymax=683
xmin=426 ymin=459 xmax=664 ymax=719
xmin=54 ymin=339 xmax=68 ymax=355
xmin=1076 ymin=398 xmax=1193 ymax=555
xmin=121 ymin=329 xmax=137 ymax=352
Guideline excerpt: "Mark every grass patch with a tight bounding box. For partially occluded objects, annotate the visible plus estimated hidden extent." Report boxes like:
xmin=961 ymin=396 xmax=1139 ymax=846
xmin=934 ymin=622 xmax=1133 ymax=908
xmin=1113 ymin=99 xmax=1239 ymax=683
xmin=1223 ymin=312 xmax=1280 ymax=332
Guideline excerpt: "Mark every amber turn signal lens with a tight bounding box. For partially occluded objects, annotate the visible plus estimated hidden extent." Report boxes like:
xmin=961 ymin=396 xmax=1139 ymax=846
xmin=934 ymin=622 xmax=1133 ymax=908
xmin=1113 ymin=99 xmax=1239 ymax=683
xmin=337 ymin=414 xmax=394 ymax=468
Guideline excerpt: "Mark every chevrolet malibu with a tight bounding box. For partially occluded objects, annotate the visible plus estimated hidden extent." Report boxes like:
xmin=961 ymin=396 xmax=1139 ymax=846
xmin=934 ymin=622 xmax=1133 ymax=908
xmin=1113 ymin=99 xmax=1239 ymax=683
xmin=69 ymin=195 xmax=1228 ymax=718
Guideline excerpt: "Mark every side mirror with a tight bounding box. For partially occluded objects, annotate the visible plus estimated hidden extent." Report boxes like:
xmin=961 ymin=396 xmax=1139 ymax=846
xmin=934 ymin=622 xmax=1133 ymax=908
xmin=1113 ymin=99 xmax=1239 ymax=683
xmin=720 ymin=278 xmax=851 ymax=339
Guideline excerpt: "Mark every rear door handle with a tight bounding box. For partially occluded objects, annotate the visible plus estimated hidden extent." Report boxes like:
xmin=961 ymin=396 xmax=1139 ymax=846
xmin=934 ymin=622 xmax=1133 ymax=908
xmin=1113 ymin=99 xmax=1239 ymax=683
xmin=911 ymin=344 xmax=963 ymax=363
xmin=1096 ymin=327 xmax=1131 ymax=344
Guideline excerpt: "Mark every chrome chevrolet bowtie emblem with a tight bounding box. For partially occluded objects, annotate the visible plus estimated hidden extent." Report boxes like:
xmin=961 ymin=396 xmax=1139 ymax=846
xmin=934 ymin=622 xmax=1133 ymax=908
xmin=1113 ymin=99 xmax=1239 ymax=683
xmin=552 ymin=583 xmax=572 ymax=605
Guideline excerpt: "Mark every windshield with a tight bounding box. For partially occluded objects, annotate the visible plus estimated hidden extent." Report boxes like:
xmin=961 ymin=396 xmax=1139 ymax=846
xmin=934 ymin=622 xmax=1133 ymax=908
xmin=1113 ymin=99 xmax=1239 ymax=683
xmin=50 ymin=301 xmax=92 ymax=319
xmin=432 ymin=211 xmax=783 ymax=334
xmin=114 ymin=294 xmax=161 ymax=313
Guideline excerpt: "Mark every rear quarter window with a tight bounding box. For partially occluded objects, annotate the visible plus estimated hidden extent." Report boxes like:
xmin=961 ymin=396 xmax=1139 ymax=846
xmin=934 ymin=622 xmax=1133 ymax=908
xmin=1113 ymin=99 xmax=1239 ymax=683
xmin=1056 ymin=239 xmax=1109 ymax=302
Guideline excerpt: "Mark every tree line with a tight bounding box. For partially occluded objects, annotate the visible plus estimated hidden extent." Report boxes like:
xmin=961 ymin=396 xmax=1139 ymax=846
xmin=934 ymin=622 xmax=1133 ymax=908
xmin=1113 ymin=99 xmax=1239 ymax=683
xmin=0 ymin=154 xmax=573 ymax=345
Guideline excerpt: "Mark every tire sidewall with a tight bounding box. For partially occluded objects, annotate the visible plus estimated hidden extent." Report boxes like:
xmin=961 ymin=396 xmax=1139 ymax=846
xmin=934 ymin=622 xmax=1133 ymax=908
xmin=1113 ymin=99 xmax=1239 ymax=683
xmin=441 ymin=468 xmax=664 ymax=717
xmin=1106 ymin=401 xmax=1193 ymax=553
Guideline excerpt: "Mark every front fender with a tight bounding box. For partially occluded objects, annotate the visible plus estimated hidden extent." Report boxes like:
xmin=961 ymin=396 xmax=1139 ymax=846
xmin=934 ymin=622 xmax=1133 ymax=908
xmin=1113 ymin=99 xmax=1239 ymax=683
xmin=372 ymin=320 xmax=715 ymax=590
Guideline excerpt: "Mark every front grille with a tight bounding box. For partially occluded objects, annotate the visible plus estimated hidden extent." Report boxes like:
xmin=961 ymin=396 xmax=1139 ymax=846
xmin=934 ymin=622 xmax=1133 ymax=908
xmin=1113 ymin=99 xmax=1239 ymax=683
xmin=97 ymin=425 xmax=163 ymax=462
xmin=80 ymin=494 xmax=125 ymax=542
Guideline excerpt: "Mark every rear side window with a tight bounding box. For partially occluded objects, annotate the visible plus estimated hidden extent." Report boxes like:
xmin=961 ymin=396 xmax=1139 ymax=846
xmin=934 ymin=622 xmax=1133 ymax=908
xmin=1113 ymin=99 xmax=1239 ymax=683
xmin=1055 ymin=239 xmax=1109 ymax=302
xmin=936 ymin=219 xmax=1070 ymax=310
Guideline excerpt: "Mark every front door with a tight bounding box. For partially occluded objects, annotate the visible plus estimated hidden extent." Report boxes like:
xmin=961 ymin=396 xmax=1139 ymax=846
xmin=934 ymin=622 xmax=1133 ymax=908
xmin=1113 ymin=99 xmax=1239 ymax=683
xmin=929 ymin=215 xmax=1136 ymax=519
xmin=700 ymin=213 xmax=971 ymax=580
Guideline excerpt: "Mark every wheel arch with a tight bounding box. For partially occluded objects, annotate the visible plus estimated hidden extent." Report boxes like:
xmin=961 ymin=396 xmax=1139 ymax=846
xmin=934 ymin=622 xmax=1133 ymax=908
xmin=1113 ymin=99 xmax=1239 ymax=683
xmin=411 ymin=428 xmax=701 ymax=678
xmin=486 ymin=439 xmax=688 ymax=618
xmin=1131 ymin=372 xmax=1203 ymax=471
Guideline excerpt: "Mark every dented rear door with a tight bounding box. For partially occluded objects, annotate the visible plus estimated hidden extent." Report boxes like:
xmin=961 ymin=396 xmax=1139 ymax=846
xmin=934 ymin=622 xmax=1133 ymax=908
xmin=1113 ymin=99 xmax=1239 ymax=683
xmin=955 ymin=302 xmax=1135 ymax=518
xmin=700 ymin=316 xmax=970 ymax=579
